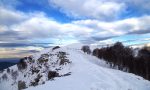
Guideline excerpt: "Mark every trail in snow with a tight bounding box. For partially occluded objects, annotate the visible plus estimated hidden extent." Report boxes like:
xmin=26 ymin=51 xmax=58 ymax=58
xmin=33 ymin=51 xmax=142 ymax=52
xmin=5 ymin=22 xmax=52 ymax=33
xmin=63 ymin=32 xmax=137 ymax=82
xmin=26 ymin=47 xmax=150 ymax=90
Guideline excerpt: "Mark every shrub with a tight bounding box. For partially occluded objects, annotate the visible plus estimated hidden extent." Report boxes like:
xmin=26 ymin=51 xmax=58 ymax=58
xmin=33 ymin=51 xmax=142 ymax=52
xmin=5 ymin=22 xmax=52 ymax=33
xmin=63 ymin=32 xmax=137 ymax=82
xmin=0 ymin=77 xmax=1 ymax=83
xmin=30 ymin=74 xmax=42 ymax=86
xmin=57 ymin=52 xmax=71 ymax=65
xmin=17 ymin=58 xmax=27 ymax=71
xmin=7 ymin=68 xmax=10 ymax=73
xmin=48 ymin=71 xmax=59 ymax=80
xmin=41 ymin=54 xmax=49 ymax=58
xmin=136 ymin=47 xmax=150 ymax=80
xmin=31 ymin=68 xmax=40 ymax=75
xmin=0 ymin=69 xmax=4 ymax=73
xmin=52 ymin=46 xmax=60 ymax=51
xmin=81 ymin=45 xmax=91 ymax=54
xmin=11 ymin=71 xmax=18 ymax=80
xmin=38 ymin=54 xmax=49 ymax=64
xmin=2 ymin=73 xmax=7 ymax=80
xmin=38 ymin=58 xmax=48 ymax=64
xmin=30 ymin=81 xmax=38 ymax=87
xmin=62 ymin=72 xmax=71 ymax=77
xmin=92 ymin=48 xmax=99 ymax=57
xmin=60 ymin=58 xmax=70 ymax=65
xmin=93 ymin=42 xmax=150 ymax=80
xmin=18 ymin=81 xmax=26 ymax=90
xmin=28 ymin=56 xmax=35 ymax=63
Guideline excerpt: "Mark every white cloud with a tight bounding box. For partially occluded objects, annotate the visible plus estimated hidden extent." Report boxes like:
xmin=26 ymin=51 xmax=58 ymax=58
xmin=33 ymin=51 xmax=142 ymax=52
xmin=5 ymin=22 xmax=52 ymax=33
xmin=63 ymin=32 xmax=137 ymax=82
xmin=73 ymin=15 xmax=150 ymax=38
xmin=1 ymin=0 xmax=150 ymax=58
xmin=49 ymin=0 xmax=125 ymax=20
xmin=12 ymin=14 xmax=61 ymax=39
xmin=0 ymin=7 xmax=27 ymax=25
xmin=1 ymin=5 xmax=150 ymax=44
xmin=15 ymin=14 xmax=150 ymax=43
xmin=49 ymin=0 xmax=150 ymax=20
xmin=11 ymin=13 xmax=93 ymax=41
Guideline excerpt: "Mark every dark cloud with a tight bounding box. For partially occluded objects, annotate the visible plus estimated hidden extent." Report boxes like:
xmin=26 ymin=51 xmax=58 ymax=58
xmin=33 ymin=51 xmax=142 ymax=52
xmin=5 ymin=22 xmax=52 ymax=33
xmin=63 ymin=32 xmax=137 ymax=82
xmin=78 ymin=36 xmax=115 ymax=44
xmin=0 ymin=30 xmax=30 ymax=42
xmin=0 ymin=43 xmax=29 ymax=47
xmin=128 ymin=30 xmax=150 ymax=34
xmin=0 ymin=30 xmax=19 ymax=37
xmin=91 ymin=36 xmax=116 ymax=41
xmin=18 ymin=50 xmax=39 ymax=54
xmin=0 ymin=30 xmax=22 ymax=42
xmin=0 ymin=43 xmax=54 ymax=48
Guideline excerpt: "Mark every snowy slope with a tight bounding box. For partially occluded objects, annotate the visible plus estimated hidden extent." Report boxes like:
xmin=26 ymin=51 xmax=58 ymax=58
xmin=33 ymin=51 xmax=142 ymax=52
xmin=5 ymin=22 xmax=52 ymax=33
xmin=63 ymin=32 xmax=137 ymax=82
xmin=26 ymin=47 xmax=150 ymax=90
xmin=0 ymin=44 xmax=150 ymax=90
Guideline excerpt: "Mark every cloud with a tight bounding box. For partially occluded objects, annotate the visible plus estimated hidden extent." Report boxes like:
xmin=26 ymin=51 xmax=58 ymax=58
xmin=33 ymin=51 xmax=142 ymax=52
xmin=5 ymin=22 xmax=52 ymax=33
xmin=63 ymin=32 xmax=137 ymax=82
xmin=11 ymin=13 xmax=94 ymax=42
xmin=1 ymin=5 xmax=150 ymax=45
xmin=1 ymin=0 xmax=150 ymax=58
xmin=0 ymin=42 xmax=54 ymax=48
xmin=13 ymin=14 xmax=61 ymax=38
xmin=73 ymin=15 xmax=150 ymax=37
xmin=0 ymin=7 xmax=27 ymax=26
xmin=49 ymin=0 xmax=125 ymax=20
xmin=49 ymin=0 xmax=150 ymax=20
xmin=0 ymin=0 xmax=20 ymax=8
xmin=128 ymin=30 xmax=150 ymax=34
xmin=91 ymin=36 xmax=116 ymax=41
xmin=0 ymin=46 xmax=44 ymax=58
xmin=125 ymin=0 xmax=150 ymax=13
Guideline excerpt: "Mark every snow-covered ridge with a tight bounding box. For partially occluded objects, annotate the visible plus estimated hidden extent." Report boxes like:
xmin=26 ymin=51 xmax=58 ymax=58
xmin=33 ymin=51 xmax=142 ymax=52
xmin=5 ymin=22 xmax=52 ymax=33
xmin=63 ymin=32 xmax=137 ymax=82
xmin=0 ymin=47 xmax=72 ymax=90
xmin=0 ymin=44 xmax=150 ymax=90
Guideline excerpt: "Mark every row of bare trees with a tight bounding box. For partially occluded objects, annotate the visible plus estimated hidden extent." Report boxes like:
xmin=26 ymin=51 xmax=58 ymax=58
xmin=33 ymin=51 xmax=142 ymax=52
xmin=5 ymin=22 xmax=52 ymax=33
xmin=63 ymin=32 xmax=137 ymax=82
xmin=93 ymin=42 xmax=150 ymax=80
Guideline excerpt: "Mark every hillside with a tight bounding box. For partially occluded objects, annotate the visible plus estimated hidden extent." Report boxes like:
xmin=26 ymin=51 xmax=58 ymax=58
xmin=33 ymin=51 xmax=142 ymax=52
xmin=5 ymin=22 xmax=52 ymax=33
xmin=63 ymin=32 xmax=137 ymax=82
xmin=0 ymin=44 xmax=150 ymax=90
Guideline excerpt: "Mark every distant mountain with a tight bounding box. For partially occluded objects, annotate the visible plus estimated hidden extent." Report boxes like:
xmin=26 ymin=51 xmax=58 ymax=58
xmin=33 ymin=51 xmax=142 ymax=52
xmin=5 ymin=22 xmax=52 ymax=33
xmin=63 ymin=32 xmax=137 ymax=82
xmin=0 ymin=58 xmax=19 ymax=70
xmin=0 ymin=44 xmax=150 ymax=90
xmin=0 ymin=62 xmax=17 ymax=70
xmin=0 ymin=58 xmax=20 ymax=63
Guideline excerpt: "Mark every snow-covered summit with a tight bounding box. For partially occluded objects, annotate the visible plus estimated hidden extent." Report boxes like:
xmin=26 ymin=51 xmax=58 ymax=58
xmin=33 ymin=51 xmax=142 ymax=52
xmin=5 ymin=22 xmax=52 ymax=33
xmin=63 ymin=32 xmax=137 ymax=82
xmin=0 ymin=45 xmax=150 ymax=90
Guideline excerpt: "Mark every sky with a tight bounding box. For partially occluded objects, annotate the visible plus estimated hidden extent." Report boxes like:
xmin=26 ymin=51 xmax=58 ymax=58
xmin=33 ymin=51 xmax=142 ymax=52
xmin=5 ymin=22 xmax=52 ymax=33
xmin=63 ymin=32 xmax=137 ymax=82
xmin=0 ymin=0 xmax=150 ymax=58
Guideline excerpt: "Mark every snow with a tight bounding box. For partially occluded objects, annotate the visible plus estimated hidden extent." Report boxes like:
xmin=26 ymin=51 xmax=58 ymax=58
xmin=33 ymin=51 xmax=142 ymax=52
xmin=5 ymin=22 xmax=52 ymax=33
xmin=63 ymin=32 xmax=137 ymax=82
xmin=0 ymin=43 xmax=150 ymax=90
xmin=26 ymin=47 xmax=150 ymax=90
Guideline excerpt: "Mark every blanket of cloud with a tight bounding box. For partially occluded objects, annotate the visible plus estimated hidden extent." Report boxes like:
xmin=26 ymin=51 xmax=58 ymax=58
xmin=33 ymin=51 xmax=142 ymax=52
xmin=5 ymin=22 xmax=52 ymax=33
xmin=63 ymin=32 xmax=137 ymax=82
xmin=0 ymin=0 xmax=150 ymax=58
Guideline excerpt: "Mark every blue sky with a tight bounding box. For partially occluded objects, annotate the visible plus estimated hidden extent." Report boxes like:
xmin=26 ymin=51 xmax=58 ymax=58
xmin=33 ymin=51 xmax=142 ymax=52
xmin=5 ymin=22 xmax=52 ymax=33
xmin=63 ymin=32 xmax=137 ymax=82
xmin=0 ymin=0 xmax=150 ymax=58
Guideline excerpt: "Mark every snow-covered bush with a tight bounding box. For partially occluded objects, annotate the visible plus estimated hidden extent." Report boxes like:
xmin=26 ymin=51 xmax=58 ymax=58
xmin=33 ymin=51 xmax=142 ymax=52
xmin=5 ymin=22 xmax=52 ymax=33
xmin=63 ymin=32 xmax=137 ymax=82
xmin=81 ymin=45 xmax=91 ymax=54
xmin=38 ymin=56 xmax=48 ymax=64
xmin=7 ymin=68 xmax=10 ymax=73
xmin=57 ymin=52 xmax=71 ymax=65
xmin=48 ymin=71 xmax=59 ymax=80
xmin=17 ymin=58 xmax=27 ymax=71
xmin=18 ymin=81 xmax=26 ymax=90
xmin=11 ymin=70 xmax=18 ymax=80
xmin=52 ymin=46 xmax=60 ymax=51
xmin=2 ymin=73 xmax=7 ymax=80
xmin=31 ymin=68 xmax=40 ymax=75
xmin=30 ymin=74 xmax=42 ymax=86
